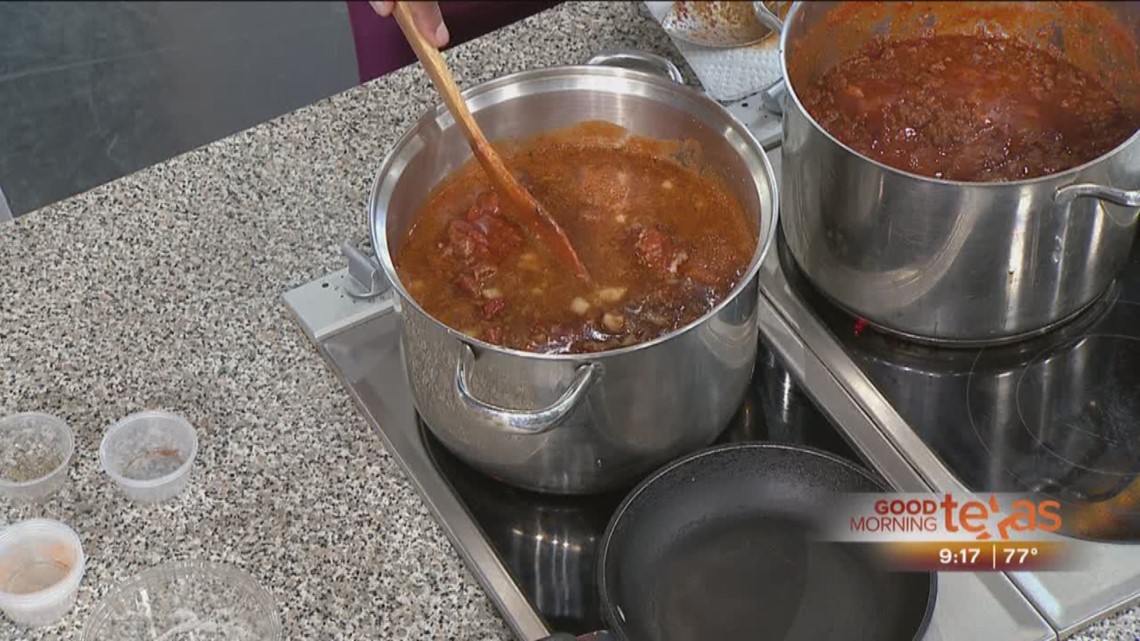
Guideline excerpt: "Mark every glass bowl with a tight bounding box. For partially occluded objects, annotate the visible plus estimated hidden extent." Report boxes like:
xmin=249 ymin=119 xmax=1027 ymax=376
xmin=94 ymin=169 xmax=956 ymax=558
xmin=82 ymin=561 xmax=282 ymax=641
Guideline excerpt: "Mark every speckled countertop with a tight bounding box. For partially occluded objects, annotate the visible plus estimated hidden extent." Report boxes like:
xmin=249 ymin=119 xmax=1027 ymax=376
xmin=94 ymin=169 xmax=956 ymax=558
xmin=0 ymin=2 xmax=1138 ymax=640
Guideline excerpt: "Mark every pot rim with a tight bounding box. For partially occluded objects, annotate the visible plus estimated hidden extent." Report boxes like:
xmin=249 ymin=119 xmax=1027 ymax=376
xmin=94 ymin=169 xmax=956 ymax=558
xmin=369 ymin=63 xmax=778 ymax=362
xmin=779 ymin=1 xmax=1140 ymax=189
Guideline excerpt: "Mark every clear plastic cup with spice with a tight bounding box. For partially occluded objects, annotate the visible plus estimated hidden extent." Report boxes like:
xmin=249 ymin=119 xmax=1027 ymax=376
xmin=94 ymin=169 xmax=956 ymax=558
xmin=0 ymin=519 xmax=86 ymax=627
xmin=99 ymin=411 xmax=198 ymax=503
xmin=0 ymin=413 xmax=74 ymax=503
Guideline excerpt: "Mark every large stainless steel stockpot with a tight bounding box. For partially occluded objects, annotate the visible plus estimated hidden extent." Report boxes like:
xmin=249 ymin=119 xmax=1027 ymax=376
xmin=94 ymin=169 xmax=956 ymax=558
xmin=369 ymin=53 xmax=778 ymax=494
xmin=777 ymin=1 xmax=1140 ymax=344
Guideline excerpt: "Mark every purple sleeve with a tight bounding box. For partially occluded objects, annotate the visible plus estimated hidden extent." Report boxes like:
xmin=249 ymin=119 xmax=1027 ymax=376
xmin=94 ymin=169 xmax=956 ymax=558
xmin=346 ymin=1 xmax=563 ymax=83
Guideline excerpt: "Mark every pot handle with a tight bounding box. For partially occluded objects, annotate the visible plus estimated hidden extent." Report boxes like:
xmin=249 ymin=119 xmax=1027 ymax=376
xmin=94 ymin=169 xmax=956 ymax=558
xmin=752 ymin=1 xmax=787 ymax=116
xmin=455 ymin=343 xmax=600 ymax=435
xmin=585 ymin=51 xmax=685 ymax=85
xmin=340 ymin=241 xmax=391 ymax=300
xmin=1055 ymin=184 xmax=1140 ymax=225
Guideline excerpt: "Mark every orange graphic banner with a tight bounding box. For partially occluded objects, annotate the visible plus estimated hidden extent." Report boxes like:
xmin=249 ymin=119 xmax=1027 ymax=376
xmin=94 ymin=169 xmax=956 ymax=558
xmin=877 ymin=541 xmax=1071 ymax=572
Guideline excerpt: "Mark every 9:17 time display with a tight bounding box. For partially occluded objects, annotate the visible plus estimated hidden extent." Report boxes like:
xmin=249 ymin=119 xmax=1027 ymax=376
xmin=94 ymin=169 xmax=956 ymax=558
xmin=883 ymin=542 xmax=1064 ymax=572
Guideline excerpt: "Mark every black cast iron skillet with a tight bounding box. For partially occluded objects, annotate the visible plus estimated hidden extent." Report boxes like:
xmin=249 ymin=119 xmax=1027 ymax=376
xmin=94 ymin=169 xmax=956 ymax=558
xmin=543 ymin=442 xmax=937 ymax=641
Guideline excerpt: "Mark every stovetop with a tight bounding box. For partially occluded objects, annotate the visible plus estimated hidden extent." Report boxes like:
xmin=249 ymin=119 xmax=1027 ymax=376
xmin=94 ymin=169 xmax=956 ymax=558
xmin=781 ymin=232 xmax=1140 ymax=543
xmin=285 ymin=269 xmax=1055 ymax=640
xmin=755 ymin=149 xmax=1140 ymax=636
xmin=419 ymin=339 xmax=862 ymax=635
xmin=284 ymin=138 xmax=1140 ymax=640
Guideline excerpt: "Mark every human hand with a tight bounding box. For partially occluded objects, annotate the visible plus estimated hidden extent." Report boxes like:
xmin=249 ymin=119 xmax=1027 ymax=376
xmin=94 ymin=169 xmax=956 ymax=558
xmin=371 ymin=1 xmax=450 ymax=47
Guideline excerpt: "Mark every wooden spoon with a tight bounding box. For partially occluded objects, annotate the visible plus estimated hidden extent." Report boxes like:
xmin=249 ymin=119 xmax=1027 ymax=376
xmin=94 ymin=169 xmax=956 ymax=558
xmin=393 ymin=3 xmax=591 ymax=282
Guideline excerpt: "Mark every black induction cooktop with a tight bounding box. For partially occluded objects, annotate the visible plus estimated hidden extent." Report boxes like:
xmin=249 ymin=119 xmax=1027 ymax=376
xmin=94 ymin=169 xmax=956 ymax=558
xmin=779 ymin=231 xmax=1140 ymax=542
xmin=420 ymin=338 xmax=864 ymax=636
xmin=416 ymin=232 xmax=1140 ymax=634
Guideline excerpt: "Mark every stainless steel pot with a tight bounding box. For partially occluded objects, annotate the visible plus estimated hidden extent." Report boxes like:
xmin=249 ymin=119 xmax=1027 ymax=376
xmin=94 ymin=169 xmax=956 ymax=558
xmin=777 ymin=1 xmax=1140 ymax=344
xmin=369 ymin=53 xmax=778 ymax=494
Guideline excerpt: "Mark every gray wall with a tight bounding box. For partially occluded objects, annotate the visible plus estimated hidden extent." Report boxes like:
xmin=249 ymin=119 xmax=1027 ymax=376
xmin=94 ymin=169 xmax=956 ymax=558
xmin=0 ymin=1 xmax=360 ymax=217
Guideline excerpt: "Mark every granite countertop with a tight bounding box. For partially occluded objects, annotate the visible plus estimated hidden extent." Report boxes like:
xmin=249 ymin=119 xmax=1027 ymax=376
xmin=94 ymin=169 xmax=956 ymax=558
xmin=1 ymin=2 xmax=1138 ymax=640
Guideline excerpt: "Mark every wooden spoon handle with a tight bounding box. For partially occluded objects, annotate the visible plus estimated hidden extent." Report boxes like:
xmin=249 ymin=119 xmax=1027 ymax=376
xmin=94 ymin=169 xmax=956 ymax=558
xmin=393 ymin=3 xmax=591 ymax=282
xmin=393 ymin=4 xmax=487 ymax=154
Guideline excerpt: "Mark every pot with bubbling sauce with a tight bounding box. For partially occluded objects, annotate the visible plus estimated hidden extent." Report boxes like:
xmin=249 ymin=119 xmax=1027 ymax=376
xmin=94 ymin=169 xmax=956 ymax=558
xmin=369 ymin=53 xmax=778 ymax=495
xmin=777 ymin=1 xmax=1140 ymax=344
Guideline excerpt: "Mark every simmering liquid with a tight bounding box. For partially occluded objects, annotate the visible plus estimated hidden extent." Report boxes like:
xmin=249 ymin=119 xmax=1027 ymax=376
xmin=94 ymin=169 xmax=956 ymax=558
xmin=395 ymin=126 xmax=757 ymax=354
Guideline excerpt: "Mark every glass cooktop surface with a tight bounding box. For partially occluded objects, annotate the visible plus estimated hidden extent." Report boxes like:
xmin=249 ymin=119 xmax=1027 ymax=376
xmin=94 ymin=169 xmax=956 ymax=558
xmin=420 ymin=339 xmax=862 ymax=636
xmin=778 ymin=232 xmax=1140 ymax=542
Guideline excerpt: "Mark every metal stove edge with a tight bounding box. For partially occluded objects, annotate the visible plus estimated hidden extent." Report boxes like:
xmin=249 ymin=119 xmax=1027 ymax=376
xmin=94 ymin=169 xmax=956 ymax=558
xmin=282 ymin=252 xmax=1056 ymax=640
xmin=277 ymin=92 xmax=1079 ymax=639
xmin=754 ymin=165 xmax=1140 ymax=638
xmin=284 ymin=287 xmax=552 ymax=640
xmin=758 ymin=231 xmax=1140 ymax=638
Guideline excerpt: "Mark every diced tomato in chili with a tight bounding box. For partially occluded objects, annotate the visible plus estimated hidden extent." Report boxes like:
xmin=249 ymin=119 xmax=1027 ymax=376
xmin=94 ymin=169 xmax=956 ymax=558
xmin=454 ymin=272 xmax=480 ymax=298
xmin=634 ymin=226 xmax=674 ymax=272
xmin=482 ymin=298 xmax=506 ymax=319
xmin=464 ymin=194 xmax=523 ymax=260
xmin=472 ymin=263 xmax=497 ymax=282
xmin=467 ymin=191 xmax=500 ymax=220
xmin=482 ymin=325 xmax=503 ymax=344
xmin=481 ymin=216 xmax=523 ymax=259
xmin=447 ymin=219 xmax=490 ymax=263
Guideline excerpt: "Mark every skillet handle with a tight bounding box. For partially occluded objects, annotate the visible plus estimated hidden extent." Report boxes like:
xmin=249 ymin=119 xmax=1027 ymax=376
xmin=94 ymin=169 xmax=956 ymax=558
xmin=1055 ymin=183 xmax=1140 ymax=226
xmin=537 ymin=633 xmax=616 ymax=641
xmin=585 ymin=51 xmax=686 ymax=85
xmin=455 ymin=343 xmax=601 ymax=435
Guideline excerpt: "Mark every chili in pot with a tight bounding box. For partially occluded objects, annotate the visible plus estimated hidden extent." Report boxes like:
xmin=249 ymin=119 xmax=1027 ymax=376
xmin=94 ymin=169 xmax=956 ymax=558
xmin=394 ymin=122 xmax=757 ymax=354
xmin=797 ymin=25 xmax=1140 ymax=182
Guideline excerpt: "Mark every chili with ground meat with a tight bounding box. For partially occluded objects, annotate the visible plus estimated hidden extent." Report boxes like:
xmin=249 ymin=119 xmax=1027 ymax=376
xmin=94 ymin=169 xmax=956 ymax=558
xmin=394 ymin=129 xmax=756 ymax=354
xmin=799 ymin=35 xmax=1140 ymax=182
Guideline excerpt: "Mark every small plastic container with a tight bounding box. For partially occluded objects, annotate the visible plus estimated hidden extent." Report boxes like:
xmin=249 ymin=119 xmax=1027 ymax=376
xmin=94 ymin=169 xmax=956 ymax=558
xmin=0 ymin=413 xmax=74 ymax=503
xmin=99 ymin=411 xmax=198 ymax=503
xmin=0 ymin=519 xmax=86 ymax=627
